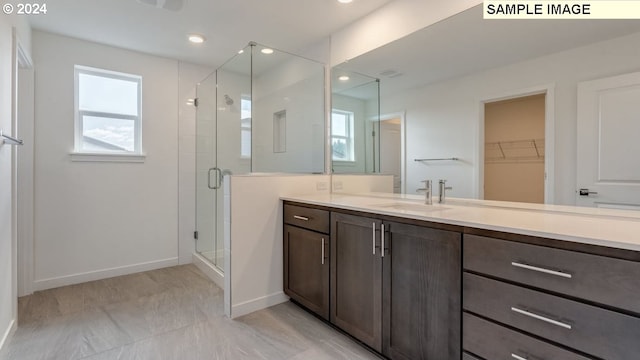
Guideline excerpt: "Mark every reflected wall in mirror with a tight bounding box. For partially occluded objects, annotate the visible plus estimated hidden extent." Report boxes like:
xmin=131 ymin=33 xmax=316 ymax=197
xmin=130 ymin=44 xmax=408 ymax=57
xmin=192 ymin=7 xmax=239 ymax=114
xmin=251 ymin=45 xmax=325 ymax=173
xmin=331 ymin=4 xmax=640 ymax=206
xmin=330 ymin=68 xmax=380 ymax=174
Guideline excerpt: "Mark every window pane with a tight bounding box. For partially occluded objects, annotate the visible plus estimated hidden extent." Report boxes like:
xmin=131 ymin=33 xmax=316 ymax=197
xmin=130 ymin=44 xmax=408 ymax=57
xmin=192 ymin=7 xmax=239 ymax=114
xmin=241 ymin=97 xmax=251 ymax=120
xmin=241 ymin=129 xmax=251 ymax=158
xmin=82 ymin=115 xmax=135 ymax=152
xmin=332 ymin=138 xmax=349 ymax=161
xmin=79 ymin=73 xmax=139 ymax=116
xmin=332 ymin=113 xmax=347 ymax=137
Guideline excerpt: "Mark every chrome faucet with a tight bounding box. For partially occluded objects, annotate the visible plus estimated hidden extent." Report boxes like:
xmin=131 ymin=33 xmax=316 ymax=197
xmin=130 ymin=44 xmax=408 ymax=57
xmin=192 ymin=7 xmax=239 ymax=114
xmin=416 ymin=180 xmax=433 ymax=205
xmin=438 ymin=179 xmax=452 ymax=203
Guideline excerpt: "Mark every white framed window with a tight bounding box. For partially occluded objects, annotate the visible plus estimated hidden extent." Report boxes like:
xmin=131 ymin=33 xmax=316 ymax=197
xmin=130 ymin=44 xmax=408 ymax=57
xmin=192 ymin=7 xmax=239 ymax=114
xmin=331 ymin=109 xmax=355 ymax=162
xmin=240 ymin=96 xmax=251 ymax=159
xmin=73 ymin=65 xmax=142 ymax=158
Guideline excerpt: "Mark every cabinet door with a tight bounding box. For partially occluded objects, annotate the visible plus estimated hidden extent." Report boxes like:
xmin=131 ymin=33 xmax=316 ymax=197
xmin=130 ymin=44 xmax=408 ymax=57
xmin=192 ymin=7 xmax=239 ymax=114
xmin=382 ymin=221 xmax=461 ymax=360
xmin=284 ymin=225 xmax=330 ymax=319
xmin=331 ymin=212 xmax=383 ymax=352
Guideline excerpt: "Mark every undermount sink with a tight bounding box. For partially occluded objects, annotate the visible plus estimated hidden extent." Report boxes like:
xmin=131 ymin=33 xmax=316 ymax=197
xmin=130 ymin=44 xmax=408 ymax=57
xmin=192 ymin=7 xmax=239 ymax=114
xmin=373 ymin=202 xmax=450 ymax=212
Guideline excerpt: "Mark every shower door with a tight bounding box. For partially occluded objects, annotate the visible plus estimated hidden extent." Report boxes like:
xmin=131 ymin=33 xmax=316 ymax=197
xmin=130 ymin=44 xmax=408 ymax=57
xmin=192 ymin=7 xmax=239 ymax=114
xmin=195 ymin=47 xmax=252 ymax=272
xmin=195 ymin=72 xmax=221 ymax=269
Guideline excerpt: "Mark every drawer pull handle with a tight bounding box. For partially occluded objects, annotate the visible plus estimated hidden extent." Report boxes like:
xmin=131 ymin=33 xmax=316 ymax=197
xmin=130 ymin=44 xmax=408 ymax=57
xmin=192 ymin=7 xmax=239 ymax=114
xmin=321 ymin=238 xmax=325 ymax=265
xmin=372 ymin=222 xmax=376 ymax=255
xmin=511 ymin=354 xmax=528 ymax=360
xmin=511 ymin=262 xmax=572 ymax=279
xmin=511 ymin=307 xmax=572 ymax=329
xmin=381 ymin=224 xmax=385 ymax=258
xmin=293 ymin=215 xmax=309 ymax=221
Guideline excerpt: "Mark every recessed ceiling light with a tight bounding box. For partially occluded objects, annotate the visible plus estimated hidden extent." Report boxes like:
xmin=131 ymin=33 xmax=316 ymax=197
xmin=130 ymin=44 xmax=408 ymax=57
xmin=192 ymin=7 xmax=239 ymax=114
xmin=261 ymin=48 xmax=274 ymax=54
xmin=338 ymin=75 xmax=350 ymax=81
xmin=238 ymin=49 xmax=244 ymax=54
xmin=338 ymin=0 xmax=353 ymax=3
xmin=188 ymin=34 xmax=206 ymax=44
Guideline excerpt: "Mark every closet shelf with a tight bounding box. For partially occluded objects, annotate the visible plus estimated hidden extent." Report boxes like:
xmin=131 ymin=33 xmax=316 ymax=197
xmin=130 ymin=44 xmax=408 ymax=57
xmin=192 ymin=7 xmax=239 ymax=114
xmin=414 ymin=157 xmax=459 ymax=162
xmin=485 ymin=138 xmax=544 ymax=163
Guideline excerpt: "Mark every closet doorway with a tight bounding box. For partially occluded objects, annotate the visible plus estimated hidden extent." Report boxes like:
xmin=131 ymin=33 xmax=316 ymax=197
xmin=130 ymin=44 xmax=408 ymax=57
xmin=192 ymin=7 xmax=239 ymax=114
xmin=483 ymin=93 xmax=546 ymax=204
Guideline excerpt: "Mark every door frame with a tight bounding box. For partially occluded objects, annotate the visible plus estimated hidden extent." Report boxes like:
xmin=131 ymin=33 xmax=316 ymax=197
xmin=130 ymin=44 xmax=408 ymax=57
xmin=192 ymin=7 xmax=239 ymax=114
xmin=477 ymin=84 xmax=555 ymax=204
xmin=379 ymin=111 xmax=406 ymax=194
xmin=13 ymin=29 xmax=34 ymax=297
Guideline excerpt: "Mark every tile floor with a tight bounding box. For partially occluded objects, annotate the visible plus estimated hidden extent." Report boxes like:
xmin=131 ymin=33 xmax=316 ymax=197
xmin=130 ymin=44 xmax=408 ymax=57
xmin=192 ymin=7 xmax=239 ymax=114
xmin=0 ymin=265 xmax=380 ymax=360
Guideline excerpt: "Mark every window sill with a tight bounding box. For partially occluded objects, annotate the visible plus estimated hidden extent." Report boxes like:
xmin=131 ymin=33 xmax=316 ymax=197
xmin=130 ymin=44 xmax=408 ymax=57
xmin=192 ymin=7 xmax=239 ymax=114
xmin=70 ymin=152 xmax=146 ymax=163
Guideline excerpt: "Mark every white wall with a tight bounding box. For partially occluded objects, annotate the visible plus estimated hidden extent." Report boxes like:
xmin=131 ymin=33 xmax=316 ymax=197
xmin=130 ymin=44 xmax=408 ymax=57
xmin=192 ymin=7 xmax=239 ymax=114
xmin=330 ymin=0 xmax=481 ymax=66
xmin=32 ymin=31 xmax=184 ymax=290
xmin=0 ymin=19 xmax=15 ymax=350
xmin=382 ymin=31 xmax=640 ymax=205
xmin=331 ymin=174 xmax=394 ymax=193
xmin=225 ymin=173 xmax=393 ymax=319
xmin=0 ymin=14 xmax=31 ymax=350
xmin=227 ymin=174 xmax=330 ymax=318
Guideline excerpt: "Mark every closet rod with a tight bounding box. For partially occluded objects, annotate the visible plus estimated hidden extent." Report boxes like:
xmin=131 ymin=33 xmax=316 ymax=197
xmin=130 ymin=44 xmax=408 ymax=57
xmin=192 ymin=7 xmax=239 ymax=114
xmin=1 ymin=131 xmax=23 ymax=146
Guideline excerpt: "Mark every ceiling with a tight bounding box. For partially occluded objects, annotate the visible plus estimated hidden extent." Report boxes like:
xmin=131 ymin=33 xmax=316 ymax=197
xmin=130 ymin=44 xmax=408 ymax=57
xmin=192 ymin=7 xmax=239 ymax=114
xmin=28 ymin=0 xmax=394 ymax=68
xmin=337 ymin=4 xmax=640 ymax=99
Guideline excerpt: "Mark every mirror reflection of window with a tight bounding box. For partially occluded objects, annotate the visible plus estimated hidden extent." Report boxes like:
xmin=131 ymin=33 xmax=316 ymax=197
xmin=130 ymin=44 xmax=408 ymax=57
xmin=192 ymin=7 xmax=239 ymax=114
xmin=331 ymin=110 xmax=355 ymax=161
xmin=240 ymin=96 xmax=251 ymax=159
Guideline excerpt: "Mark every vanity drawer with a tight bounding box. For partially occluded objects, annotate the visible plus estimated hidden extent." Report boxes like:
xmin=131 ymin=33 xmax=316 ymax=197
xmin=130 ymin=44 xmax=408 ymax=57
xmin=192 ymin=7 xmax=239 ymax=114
xmin=464 ymin=234 xmax=640 ymax=314
xmin=464 ymin=273 xmax=640 ymax=360
xmin=284 ymin=203 xmax=330 ymax=234
xmin=463 ymin=313 xmax=590 ymax=360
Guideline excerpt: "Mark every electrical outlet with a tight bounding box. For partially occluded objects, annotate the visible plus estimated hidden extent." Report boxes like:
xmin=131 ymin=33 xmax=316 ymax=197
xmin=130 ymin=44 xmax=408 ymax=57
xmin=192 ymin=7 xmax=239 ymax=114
xmin=333 ymin=181 xmax=343 ymax=191
xmin=316 ymin=181 xmax=328 ymax=191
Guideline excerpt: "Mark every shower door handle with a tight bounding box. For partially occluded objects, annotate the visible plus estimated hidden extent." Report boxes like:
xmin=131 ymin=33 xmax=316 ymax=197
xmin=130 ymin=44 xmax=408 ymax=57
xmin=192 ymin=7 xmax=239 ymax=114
xmin=208 ymin=167 xmax=222 ymax=189
xmin=207 ymin=168 xmax=215 ymax=189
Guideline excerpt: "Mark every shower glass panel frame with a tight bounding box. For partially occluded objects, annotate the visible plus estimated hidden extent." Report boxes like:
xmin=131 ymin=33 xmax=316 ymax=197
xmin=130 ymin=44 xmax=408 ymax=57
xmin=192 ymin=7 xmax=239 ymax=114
xmin=195 ymin=43 xmax=326 ymax=272
xmin=330 ymin=68 xmax=380 ymax=174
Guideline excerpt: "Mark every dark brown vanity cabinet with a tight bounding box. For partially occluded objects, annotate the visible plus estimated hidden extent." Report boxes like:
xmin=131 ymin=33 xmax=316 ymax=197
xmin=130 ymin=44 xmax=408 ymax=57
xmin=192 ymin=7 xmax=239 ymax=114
xmin=330 ymin=212 xmax=461 ymax=359
xmin=330 ymin=212 xmax=383 ymax=351
xmin=463 ymin=234 xmax=640 ymax=360
xmin=283 ymin=204 xmax=330 ymax=320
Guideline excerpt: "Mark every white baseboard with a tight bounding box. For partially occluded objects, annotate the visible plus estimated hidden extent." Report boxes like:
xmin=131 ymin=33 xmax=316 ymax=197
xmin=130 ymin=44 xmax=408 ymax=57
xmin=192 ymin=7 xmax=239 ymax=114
xmin=192 ymin=253 xmax=224 ymax=290
xmin=33 ymin=257 xmax=179 ymax=291
xmin=230 ymin=291 xmax=289 ymax=319
xmin=0 ymin=319 xmax=16 ymax=352
xmin=179 ymin=254 xmax=193 ymax=265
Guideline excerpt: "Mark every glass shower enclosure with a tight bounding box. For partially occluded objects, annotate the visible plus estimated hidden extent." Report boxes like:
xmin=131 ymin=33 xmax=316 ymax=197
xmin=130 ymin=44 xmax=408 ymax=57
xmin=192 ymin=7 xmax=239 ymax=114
xmin=195 ymin=43 xmax=325 ymax=272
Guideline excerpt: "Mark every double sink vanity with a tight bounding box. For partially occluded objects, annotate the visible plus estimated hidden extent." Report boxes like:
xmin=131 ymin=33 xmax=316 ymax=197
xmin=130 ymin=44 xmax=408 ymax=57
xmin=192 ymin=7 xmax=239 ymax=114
xmin=281 ymin=193 xmax=640 ymax=360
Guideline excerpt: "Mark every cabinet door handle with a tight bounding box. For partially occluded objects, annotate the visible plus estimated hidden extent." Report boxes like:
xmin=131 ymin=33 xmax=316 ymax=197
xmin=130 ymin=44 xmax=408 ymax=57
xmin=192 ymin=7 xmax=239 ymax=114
xmin=381 ymin=224 xmax=385 ymax=258
xmin=321 ymin=238 xmax=325 ymax=265
xmin=293 ymin=215 xmax=309 ymax=221
xmin=511 ymin=307 xmax=572 ymax=329
xmin=372 ymin=222 xmax=376 ymax=255
xmin=511 ymin=354 xmax=528 ymax=360
xmin=511 ymin=261 xmax=572 ymax=279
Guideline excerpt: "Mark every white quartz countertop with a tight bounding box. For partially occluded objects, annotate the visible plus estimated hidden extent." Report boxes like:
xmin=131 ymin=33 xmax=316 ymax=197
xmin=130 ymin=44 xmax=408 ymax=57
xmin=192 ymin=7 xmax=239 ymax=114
xmin=281 ymin=192 xmax=640 ymax=252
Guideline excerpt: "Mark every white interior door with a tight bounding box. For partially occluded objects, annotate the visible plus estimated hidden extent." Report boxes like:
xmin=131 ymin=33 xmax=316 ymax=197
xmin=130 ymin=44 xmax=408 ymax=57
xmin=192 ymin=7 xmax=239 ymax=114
xmin=577 ymin=72 xmax=640 ymax=209
xmin=380 ymin=119 xmax=402 ymax=193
